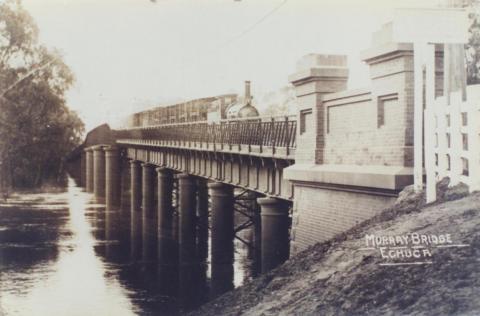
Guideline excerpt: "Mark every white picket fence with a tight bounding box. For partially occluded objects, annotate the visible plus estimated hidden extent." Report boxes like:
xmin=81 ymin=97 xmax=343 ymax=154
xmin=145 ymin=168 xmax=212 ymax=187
xmin=425 ymin=84 xmax=480 ymax=202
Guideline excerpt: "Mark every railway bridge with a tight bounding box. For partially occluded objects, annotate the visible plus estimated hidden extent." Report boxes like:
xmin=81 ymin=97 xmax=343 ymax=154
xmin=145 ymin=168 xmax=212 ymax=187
xmin=70 ymin=23 xmax=426 ymax=276
xmin=81 ymin=115 xmax=297 ymax=275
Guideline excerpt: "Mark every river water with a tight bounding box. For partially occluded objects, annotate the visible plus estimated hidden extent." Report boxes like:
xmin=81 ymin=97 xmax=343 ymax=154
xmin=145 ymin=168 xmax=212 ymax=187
xmin=0 ymin=178 xmax=258 ymax=315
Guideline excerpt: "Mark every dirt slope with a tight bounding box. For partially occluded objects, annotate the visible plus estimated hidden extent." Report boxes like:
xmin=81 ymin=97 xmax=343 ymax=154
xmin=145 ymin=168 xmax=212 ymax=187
xmin=190 ymin=185 xmax=480 ymax=316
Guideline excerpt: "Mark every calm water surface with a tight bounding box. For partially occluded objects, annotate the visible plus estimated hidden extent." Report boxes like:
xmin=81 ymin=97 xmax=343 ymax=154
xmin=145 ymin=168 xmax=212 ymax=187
xmin=0 ymin=178 xmax=257 ymax=315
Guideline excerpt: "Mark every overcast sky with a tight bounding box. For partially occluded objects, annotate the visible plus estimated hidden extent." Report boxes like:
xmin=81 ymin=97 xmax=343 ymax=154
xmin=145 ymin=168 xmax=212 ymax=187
xmin=22 ymin=0 xmax=440 ymax=131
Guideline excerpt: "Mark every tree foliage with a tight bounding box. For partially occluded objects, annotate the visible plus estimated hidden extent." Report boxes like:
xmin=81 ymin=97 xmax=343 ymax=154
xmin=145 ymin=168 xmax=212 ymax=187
xmin=466 ymin=0 xmax=480 ymax=84
xmin=0 ymin=0 xmax=84 ymax=189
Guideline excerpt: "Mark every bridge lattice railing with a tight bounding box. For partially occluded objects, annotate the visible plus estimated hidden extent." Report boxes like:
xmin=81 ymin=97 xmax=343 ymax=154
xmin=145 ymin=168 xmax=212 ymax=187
xmin=115 ymin=115 xmax=297 ymax=150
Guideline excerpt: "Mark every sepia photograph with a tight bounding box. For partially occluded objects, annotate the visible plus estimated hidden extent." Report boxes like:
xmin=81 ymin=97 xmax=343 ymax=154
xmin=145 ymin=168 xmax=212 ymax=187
xmin=0 ymin=0 xmax=479 ymax=315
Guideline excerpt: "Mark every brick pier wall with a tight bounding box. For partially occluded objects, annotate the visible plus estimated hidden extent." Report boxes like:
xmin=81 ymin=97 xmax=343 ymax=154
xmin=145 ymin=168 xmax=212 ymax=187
xmin=285 ymin=22 xmax=442 ymax=254
xmin=290 ymin=186 xmax=395 ymax=253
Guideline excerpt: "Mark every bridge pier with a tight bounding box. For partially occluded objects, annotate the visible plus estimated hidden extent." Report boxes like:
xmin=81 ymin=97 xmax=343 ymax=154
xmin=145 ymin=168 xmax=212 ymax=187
xmin=105 ymin=146 xmax=121 ymax=211
xmin=178 ymin=173 xmax=197 ymax=263
xmin=92 ymin=145 xmax=106 ymax=199
xmin=196 ymin=178 xmax=209 ymax=262
xmin=104 ymin=146 xmax=121 ymax=242
xmin=156 ymin=167 xmax=175 ymax=263
xmin=195 ymin=179 xmax=210 ymax=304
xmin=130 ymin=160 xmax=142 ymax=211
xmin=119 ymin=158 xmax=131 ymax=211
xmin=84 ymin=148 xmax=94 ymax=193
xmin=142 ymin=163 xmax=157 ymax=260
xmin=258 ymin=197 xmax=290 ymax=273
xmin=80 ymin=150 xmax=86 ymax=187
xmin=245 ymin=191 xmax=262 ymax=276
xmin=208 ymin=182 xmax=234 ymax=297
xmin=130 ymin=160 xmax=142 ymax=259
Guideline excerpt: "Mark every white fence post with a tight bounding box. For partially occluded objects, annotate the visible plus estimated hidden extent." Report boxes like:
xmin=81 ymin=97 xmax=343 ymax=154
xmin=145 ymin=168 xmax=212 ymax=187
xmin=425 ymin=44 xmax=436 ymax=203
xmin=413 ymin=42 xmax=425 ymax=192
xmin=467 ymin=86 xmax=480 ymax=191
xmin=450 ymin=92 xmax=463 ymax=186
xmin=425 ymin=84 xmax=480 ymax=197
xmin=437 ymin=96 xmax=447 ymax=180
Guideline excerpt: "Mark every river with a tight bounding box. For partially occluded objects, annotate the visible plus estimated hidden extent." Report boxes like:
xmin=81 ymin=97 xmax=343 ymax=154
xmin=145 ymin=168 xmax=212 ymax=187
xmin=0 ymin=178 xmax=258 ymax=315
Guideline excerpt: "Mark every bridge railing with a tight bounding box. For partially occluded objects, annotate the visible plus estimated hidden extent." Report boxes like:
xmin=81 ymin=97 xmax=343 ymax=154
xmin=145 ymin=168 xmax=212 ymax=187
xmin=115 ymin=115 xmax=297 ymax=154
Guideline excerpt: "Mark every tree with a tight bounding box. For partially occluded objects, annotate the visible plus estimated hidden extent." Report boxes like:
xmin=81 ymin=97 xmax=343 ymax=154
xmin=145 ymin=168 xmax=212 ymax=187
xmin=466 ymin=0 xmax=480 ymax=84
xmin=0 ymin=0 xmax=84 ymax=189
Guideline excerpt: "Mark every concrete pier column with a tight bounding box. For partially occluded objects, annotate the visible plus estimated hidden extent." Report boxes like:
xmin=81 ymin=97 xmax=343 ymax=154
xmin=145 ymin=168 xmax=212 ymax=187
xmin=177 ymin=173 xmax=197 ymax=263
xmin=130 ymin=160 xmax=142 ymax=259
xmin=105 ymin=146 xmax=121 ymax=245
xmin=257 ymin=197 xmax=290 ymax=273
xmin=142 ymin=163 xmax=157 ymax=260
xmin=85 ymin=148 xmax=94 ymax=193
xmin=246 ymin=191 xmax=262 ymax=277
xmin=92 ymin=145 xmax=106 ymax=199
xmin=119 ymin=158 xmax=131 ymax=212
xmin=156 ymin=167 xmax=175 ymax=262
xmin=80 ymin=151 xmax=86 ymax=187
xmin=105 ymin=146 xmax=121 ymax=211
xmin=130 ymin=160 xmax=142 ymax=212
xmin=196 ymin=178 xmax=209 ymax=261
xmin=208 ymin=182 xmax=234 ymax=297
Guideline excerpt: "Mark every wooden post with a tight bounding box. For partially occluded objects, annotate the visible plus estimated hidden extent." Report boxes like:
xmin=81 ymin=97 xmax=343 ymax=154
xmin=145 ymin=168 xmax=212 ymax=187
xmin=450 ymin=92 xmax=463 ymax=185
xmin=413 ymin=42 xmax=425 ymax=192
xmin=468 ymin=89 xmax=480 ymax=191
xmin=425 ymin=44 xmax=437 ymax=202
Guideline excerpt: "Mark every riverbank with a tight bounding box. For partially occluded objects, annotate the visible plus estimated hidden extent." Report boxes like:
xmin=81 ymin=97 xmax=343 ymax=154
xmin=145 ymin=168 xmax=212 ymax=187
xmin=190 ymin=181 xmax=480 ymax=316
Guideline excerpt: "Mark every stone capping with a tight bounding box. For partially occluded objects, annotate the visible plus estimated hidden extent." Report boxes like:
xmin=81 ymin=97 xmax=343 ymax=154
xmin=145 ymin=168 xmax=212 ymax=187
xmin=140 ymin=162 xmax=155 ymax=168
xmin=177 ymin=173 xmax=195 ymax=180
xmin=284 ymin=163 xmax=413 ymax=191
xmin=257 ymin=197 xmax=290 ymax=216
xmin=103 ymin=145 xmax=119 ymax=152
xmin=208 ymin=182 xmax=234 ymax=197
xmin=156 ymin=167 xmax=173 ymax=179
xmin=322 ymin=88 xmax=372 ymax=104
xmin=288 ymin=67 xmax=349 ymax=85
xmin=360 ymin=42 xmax=413 ymax=64
xmin=91 ymin=144 xmax=106 ymax=151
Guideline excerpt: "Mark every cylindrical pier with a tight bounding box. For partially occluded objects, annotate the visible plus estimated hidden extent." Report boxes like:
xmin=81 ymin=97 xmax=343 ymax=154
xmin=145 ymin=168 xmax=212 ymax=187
xmin=177 ymin=173 xmax=197 ymax=263
xmin=156 ymin=167 xmax=175 ymax=263
xmin=80 ymin=150 xmax=86 ymax=187
xmin=208 ymin=182 xmax=234 ymax=297
xmin=85 ymin=147 xmax=94 ymax=193
xmin=142 ymin=163 xmax=157 ymax=260
xmin=120 ymin=159 xmax=131 ymax=211
xmin=105 ymin=146 xmax=121 ymax=244
xmin=130 ymin=160 xmax=142 ymax=259
xmin=105 ymin=146 xmax=121 ymax=211
xmin=130 ymin=160 xmax=142 ymax=212
xmin=196 ymin=178 xmax=209 ymax=262
xmin=92 ymin=145 xmax=106 ymax=199
xmin=258 ymin=197 xmax=290 ymax=273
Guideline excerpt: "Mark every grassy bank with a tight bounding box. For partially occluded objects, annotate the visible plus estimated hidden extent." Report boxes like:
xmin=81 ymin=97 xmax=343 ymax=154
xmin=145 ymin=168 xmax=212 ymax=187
xmin=190 ymin=181 xmax=480 ymax=316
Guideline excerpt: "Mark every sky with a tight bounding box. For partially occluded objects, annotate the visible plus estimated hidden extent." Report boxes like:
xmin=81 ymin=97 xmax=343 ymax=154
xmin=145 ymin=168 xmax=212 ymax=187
xmin=21 ymin=0 xmax=441 ymax=131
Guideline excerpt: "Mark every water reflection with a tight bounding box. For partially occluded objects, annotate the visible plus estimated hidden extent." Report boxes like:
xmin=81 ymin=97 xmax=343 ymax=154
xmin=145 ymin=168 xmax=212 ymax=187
xmin=0 ymin=179 xmax=136 ymax=315
xmin=0 ymin=178 xmax=258 ymax=315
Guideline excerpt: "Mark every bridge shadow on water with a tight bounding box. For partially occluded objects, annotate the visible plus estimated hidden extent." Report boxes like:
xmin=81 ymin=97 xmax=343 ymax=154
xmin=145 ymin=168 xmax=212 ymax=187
xmin=0 ymin=177 xmax=259 ymax=315
xmin=93 ymin=175 xmax=261 ymax=315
